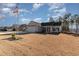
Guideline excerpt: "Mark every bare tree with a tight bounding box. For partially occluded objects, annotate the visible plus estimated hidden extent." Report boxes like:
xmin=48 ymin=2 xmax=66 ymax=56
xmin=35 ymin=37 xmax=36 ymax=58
xmin=62 ymin=13 xmax=71 ymax=33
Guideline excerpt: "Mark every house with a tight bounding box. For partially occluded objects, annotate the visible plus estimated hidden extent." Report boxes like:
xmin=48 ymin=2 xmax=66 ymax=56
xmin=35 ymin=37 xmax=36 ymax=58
xmin=0 ymin=27 xmax=4 ymax=31
xmin=25 ymin=20 xmax=62 ymax=34
xmin=41 ymin=22 xmax=62 ymax=34
xmin=19 ymin=24 xmax=27 ymax=31
xmin=5 ymin=26 xmax=13 ymax=31
xmin=26 ymin=21 xmax=42 ymax=33
xmin=12 ymin=24 xmax=20 ymax=31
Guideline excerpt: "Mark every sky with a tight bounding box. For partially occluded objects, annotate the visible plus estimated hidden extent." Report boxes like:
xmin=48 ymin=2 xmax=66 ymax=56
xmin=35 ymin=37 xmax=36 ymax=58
xmin=0 ymin=3 xmax=79 ymax=26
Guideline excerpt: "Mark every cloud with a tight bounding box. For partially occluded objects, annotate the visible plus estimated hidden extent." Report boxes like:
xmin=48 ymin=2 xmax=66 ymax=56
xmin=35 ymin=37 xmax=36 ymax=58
xmin=2 ymin=8 xmax=11 ymax=13
xmin=33 ymin=18 xmax=43 ymax=23
xmin=19 ymin=9 xmax=31 ymax=14
xmin=32 ymin=3 xmax=44 ymax=10
xmin=20 ymin=17 xmax=44 ymax=24
xmin=0 ymin=4 xmax=17 ymax=16
xmin=2 ymin=3 xmax=17 ymax=8
xmin=19 ymin=18 xmax=31 ymax=24
xmin=1 ymin=7 xmax=18 ymax=16
xmin=53 ymin=7 xmax=67 ymax=16
xmin=19 ymin=17 xmax=46 ymax=24
xmin=48 ymin=3 xmax=67 ymax=18
xmin=48 ymin=3 xmax=64 ymax=11
xmin=54 ymin=7 xmax=66 ymax=13
xmin=1 ymin=7 xmax=31 ymax=17
xmin=32 ymin=3 xmax=66 ymax=19
xmin=33 ymin=17 xmax=48 ymax=23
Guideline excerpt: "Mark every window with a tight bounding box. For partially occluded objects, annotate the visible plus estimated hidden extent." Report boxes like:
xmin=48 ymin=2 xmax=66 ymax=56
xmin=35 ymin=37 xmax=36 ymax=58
xmin=52 ymin=27 xmax=59 ymax=32
xmin=53 ymin=28 xmax=55 ymax=32
xmin=46 ymin=27 xmax=50 ymax=33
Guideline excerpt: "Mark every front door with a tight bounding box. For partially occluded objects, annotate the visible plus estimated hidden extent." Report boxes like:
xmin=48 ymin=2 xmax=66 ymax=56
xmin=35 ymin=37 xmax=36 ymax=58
xmin=52 ymin=27 xmax=59 ymax=33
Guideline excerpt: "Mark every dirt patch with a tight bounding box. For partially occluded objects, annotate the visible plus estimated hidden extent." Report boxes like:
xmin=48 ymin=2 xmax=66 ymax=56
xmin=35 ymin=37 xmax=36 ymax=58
xmin=0 ymin=33 xmax=79 ymax=56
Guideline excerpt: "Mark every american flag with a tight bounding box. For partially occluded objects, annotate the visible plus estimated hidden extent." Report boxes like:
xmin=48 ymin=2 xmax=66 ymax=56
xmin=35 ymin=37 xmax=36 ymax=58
xmin=12 ymin=4 xmax=19 ymax=16
xmin=12 ymin=4 xmax=19 ymax=25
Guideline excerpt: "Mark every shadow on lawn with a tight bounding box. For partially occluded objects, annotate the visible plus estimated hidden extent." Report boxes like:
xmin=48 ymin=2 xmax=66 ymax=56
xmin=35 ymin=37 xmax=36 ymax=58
xmin=2 ymin=37 xmax=22 ymax=41
xmin=62 ymin=32 xmax=79 ymax=37
xmin=38 ymin=33 xmax=60 ymax=35
xmin=71 ymin=34 xmax=79 ymax=37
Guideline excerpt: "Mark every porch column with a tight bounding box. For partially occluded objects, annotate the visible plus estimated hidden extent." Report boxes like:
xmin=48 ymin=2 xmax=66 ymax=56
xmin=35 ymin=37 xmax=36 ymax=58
xmin=50 ymin=26 xmax=52 ymax=33
xmin=46 ymin=26 xmax=48 ymax=33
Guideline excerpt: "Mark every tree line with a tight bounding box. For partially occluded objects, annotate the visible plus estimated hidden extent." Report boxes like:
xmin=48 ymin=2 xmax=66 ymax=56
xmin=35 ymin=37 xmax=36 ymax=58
xmin=52 ymin=13 xmax=79 ymax=34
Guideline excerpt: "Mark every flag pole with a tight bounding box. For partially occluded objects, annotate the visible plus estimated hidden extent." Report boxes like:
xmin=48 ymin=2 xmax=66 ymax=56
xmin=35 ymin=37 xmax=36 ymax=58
xmin=15 ymin=3 xmax=19 ymax=31
xmin=16 ymin=3 xmax=19 ymax=33
xmin=12 ymin=3 xmax=19 ymax=40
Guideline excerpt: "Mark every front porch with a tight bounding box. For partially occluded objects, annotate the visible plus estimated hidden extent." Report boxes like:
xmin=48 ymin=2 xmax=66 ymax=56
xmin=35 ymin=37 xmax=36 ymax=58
xmin=42 ymin=26 xmax=61 ymax=34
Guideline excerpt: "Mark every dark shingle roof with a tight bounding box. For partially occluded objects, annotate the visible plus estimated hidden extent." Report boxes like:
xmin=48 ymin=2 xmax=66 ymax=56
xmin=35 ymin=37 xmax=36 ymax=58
xmin=41 ymin=22 xmax=61 ymax=26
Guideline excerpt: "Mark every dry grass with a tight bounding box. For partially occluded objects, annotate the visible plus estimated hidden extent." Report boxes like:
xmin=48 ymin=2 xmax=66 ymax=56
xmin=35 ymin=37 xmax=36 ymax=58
xmin=0 ymin=33 xmax=79 ymax=56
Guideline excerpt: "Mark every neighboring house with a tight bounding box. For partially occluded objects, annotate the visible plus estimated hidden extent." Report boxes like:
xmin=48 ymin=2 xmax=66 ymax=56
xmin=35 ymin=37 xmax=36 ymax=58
xmin=19 ymin=24 xmax=27 ymax=31
xmin=41 ymin=22 xmax=62 ymax=33
xmin=12 ymin=24 xmax=20 ymax=31
xmin=0 ymin=26 xmax=12 ymax=31
xmin=0 ymin=27 xmax=6 ymax=31
xmin=5 ymin=26 xmax=13 ymax=31
xmin=26 ymin=21 xmax=42 ymax=33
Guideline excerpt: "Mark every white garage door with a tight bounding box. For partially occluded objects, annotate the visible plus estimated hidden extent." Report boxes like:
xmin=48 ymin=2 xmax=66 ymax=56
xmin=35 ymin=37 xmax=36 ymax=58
xmin=26 ymin=27 xmax=38 ymax=33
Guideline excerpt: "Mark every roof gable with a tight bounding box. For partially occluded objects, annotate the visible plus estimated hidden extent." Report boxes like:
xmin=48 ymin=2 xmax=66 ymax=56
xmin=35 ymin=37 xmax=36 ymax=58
xmin=28 ymin=21 xmax=41 ymax=26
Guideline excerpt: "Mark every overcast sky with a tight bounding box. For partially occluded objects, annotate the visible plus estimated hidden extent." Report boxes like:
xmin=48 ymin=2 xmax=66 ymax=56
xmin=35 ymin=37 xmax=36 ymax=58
xmin=0 ymin=3 xmax=79 ymax=26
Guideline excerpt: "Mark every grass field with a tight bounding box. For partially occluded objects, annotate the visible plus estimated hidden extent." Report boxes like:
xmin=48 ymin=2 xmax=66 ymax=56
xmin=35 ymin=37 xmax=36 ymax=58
xmin=0 ymin=33 xmax=79 ymax=56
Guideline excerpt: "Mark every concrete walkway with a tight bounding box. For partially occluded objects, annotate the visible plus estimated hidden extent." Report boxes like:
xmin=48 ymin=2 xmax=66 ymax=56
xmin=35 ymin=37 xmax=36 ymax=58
xmin=0 ymin=31 xmax=27 ymax=35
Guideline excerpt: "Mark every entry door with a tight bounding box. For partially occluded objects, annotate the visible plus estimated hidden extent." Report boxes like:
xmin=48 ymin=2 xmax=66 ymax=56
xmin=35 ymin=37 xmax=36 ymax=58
xmin=46 ymin=27 xmax=50 ymax=33
xmin=52 ymin=27 xmax=59 ymax=33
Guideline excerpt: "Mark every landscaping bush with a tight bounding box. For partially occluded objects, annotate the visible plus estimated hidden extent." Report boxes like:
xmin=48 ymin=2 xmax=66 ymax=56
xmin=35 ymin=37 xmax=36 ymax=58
xmin=11 ymin=33 xmax=17 ymax=40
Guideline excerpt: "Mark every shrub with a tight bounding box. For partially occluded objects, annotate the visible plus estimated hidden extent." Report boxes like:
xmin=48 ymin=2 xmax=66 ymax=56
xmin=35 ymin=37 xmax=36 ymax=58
xmin=11 ymin=33 xmax=16 ymax=40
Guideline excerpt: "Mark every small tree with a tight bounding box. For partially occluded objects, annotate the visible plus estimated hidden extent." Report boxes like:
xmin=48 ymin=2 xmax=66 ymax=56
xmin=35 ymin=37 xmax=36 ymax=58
xmin=11 ymin=33 xmax=16 ymax=40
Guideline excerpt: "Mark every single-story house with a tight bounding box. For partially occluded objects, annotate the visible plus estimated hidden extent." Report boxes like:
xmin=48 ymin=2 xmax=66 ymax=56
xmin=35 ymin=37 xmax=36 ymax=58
xmin=12 ymin=24 xmax=20 ymax=31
